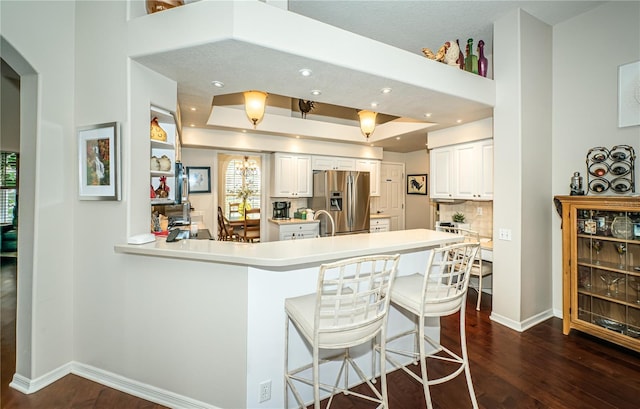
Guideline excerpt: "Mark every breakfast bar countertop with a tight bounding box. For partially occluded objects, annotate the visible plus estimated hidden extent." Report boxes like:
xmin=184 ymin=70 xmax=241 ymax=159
xmin=114 ymin=229 xmax=462 ymax=269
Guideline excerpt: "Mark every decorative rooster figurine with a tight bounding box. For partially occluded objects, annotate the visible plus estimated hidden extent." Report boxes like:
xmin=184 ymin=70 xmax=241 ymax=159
xmin=155 ymin=176 xmax=170 ymax=198
xmin=444 ymin=41 xmax=460 ymax=66
xmin=298 ymin=99 xmax=315 ymax=119
xmin=422 ymin=42 xmax=450 ymax=63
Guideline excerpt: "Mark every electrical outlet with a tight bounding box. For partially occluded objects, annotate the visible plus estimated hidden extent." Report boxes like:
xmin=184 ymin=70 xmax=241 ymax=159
xmin=498 ymin=228 xmax=512 ymax=241
xmin=259 ymin=380 xmax=271 ymax=403
xmin=476 ymin=207 xmax=483 ymax=216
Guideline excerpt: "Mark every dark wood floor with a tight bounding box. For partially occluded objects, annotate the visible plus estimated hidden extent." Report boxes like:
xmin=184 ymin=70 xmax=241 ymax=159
xmin=2 ymin=257 xmax=640 ymax=408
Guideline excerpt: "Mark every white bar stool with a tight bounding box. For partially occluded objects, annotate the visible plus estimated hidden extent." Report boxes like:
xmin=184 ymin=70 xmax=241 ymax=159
xmin=382 ymin=242 xmax=480 ymax=408
xmin=284 ymin=254 xmax=400 ymax=409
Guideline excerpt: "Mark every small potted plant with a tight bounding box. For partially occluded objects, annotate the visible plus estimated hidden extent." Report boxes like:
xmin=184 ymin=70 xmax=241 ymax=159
xmin=452 ymin=212 xmax=470 ymax=229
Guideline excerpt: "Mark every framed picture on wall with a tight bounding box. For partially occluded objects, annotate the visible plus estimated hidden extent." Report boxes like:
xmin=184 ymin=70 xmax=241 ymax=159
xmin=407 ymin=174 xmax=427 ymax=195
xmin=187 ymin=166 xmax=211 ymax=193
xmin=77 ymin=122 xmax=120 ymax=200
xmin=618 ymin=60 xmax=640 ymax=128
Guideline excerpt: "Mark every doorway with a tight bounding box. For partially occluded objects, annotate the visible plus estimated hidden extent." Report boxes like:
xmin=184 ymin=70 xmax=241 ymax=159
xmin=375 ymin=162 xmax=405 ymax=231
xmin=1 ymin=37 xmax=38 ymax=387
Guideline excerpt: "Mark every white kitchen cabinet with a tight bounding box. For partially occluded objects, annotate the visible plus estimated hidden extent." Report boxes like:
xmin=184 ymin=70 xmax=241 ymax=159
xmin=271 ymin=153 xmax=312 ymax=197
xmin=312 ymin=156 xmax=356 ymax=171
xmin=430 ymin=139 xmax=493 ymax=200
xmin=278 ymin=222 xmax=319 ymax=240
xmin=429 ymin=148 xmax=454 ymax=199
xmin=356 ymin=159 xmax=381 ymax=197
xmin=370 ymin=217 xmax=390 ymax=233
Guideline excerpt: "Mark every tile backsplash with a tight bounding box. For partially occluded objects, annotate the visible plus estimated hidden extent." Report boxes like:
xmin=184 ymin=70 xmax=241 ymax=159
xmin=438 ymin=201 xmax=493 ymax=238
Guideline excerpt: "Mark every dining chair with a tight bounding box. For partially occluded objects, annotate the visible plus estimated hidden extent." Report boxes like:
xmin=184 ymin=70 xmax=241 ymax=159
xmin=382 ymin=242 xmax=480 ymax=409
xmin=242 ymin=208 xmax=261 ymax=243
xmin=284 ymin=254 xmax=400 ymax=409
xmin=229 ymin=202 xmax=241 ymax=218
xmin=217 ymin=206 xmax=238 ymax=241
xmin=436 ymin=225 xmax=493 ymax=310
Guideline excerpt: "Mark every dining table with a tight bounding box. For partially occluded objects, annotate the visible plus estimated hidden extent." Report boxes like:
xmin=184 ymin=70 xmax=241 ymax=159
xmin=227 ymin=212 xmax=260 ymax=228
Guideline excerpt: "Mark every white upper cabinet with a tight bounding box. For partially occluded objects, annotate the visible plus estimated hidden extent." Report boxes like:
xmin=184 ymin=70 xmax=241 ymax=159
xmin=356 ymin=159 xmax=381 ymax=197
xmin=430 ymin=139 xmax=493 ymax=200
xmin=272 ymin=153 xmax=312 ymax=197
xmin=430 ymin=148 xmax=454 ymax=199
xmin=312 ymin=156 xmax=356 ymax=171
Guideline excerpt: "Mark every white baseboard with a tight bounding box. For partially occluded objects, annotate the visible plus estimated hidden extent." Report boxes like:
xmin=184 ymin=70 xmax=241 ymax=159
xmin=490 ymin=308 xmax=554 ymax=332
xmin=10 ymin=361 xmax=222 ymax=409
xmin=10 ymin=361 xmax=72 ymax=394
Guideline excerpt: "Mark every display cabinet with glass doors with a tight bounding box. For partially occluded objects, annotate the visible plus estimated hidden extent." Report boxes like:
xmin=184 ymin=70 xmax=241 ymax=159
xmin=556 ymin=195 xmax=640 ymax=352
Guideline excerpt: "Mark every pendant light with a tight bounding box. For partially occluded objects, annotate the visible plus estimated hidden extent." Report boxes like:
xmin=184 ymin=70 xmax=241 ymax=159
xmin=243 ymin=91 xmax=268 ymax=128
xmin=358 ymin=110 xmax=378 ymax=139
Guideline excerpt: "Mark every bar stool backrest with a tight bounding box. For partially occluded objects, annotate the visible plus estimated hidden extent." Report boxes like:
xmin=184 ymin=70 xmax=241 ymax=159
xmin=314 ymin=254 xmax=400 ymax=349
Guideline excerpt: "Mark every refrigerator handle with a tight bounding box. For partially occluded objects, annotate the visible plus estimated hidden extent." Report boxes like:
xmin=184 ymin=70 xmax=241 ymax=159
xmin=347 ymin=174 xmax=353 ymax=229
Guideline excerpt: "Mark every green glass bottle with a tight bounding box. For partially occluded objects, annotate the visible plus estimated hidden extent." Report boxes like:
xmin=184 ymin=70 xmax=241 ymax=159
xmin=465 ymin=38 xmax=478 ymax=74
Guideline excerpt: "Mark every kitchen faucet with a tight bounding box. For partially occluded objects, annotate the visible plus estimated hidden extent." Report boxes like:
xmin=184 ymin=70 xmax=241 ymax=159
xmin=313 ymin=210 xmax=335 ymax=237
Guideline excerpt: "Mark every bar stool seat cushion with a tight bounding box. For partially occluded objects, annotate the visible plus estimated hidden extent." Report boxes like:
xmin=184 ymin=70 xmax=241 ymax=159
xmin=285 ymin=292 xmax=383 ymax=349
xmin=390 ymin=273 xmax=464 ymax=317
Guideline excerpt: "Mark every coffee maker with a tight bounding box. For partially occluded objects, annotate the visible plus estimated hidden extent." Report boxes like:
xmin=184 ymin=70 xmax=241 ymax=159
xmin=273 ymin=201 xmax=291 ymax=220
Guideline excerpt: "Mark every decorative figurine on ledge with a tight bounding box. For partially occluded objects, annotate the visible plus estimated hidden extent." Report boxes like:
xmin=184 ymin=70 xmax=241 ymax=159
xmin=155 ymin=176 xmax=170 ymax=198
xmin=298 ymin=99 xmax=315 ymax=119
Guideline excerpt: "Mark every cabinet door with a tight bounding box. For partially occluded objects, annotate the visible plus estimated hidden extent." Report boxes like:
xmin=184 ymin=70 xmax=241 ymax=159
xmin=356 ymin=159 xmax=381 ymax=196
xmin=430 ymin=147 xmax=454 ymax=199
xmin=295 ymin=155 xmax=312 ymax=197
xmin=312 ymin=156 xmax=355 ymax=170
xmin=453 ymin=143 xmax=477 ymax=200
xmin=272 ymin=154 xmax=296 ymax=196
xmin=477 ymin=141 xmax=493 ymax=199
xmin=312 ymin=156 xmax=335 ymax=170
xmin=334 ymin=157 xmax=356 ymax=170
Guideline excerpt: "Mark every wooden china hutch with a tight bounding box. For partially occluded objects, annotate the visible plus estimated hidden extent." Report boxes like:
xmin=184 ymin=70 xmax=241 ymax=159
xmin=556 ymin=195 xmax=640 ymax=352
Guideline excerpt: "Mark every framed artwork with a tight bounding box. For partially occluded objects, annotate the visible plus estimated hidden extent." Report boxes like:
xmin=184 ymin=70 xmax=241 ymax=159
xmin=407 ymin=174 xmax=427 ymax=195
xmin=78 ymin=122 xmax=120 ymax=200
xmin=618 ymin=60 xmax=640 ymax=128
xmin=187 ymin=166 xmax=211 ymax=193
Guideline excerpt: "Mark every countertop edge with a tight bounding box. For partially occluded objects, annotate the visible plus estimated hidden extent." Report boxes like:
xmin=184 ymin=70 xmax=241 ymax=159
xmin=114 ymin=229 xmax=463 ymax=269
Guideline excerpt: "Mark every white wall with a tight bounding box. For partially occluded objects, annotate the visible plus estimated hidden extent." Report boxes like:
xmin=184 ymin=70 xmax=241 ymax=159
xmin=492 ymin=8 xmax=554 ymax=330
xmin=1 ymin=0 xmax=75 ymax=380
xmin=552 ymin=2 xmax=640 ymax=315
xmin=404 ymin=149 xmax=431 ymax=229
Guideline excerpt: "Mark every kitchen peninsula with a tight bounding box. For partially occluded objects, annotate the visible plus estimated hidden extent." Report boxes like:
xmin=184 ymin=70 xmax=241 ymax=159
xmin=115 ymin=229 xmax=461 ymax=408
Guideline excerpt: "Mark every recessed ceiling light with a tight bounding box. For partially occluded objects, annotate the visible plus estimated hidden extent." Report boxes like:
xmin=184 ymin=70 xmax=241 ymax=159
xmin=396 ymin=137 xmax=401 ymax=140
xmin=211 ymin=80 xmax=224 ymax=88
xmin=370 ymin=144 xmax=375 ymax=147
xmin=380 ymin=87 xmax=392 ymax=94
xmin=190 ymin=107 xmax=196 ymax=111
xmin=456 ymin=119 xmax=463 ymax=123
xmin=242 ymin=129 xmax=247 ymax=133
xmin=424 ymin=113 xmax=432 ymax=118
xmin=370 ymin=102 xmax=378 ymax=108
xmin=190 ymin=123 xmax=195 ymax=127
xmin=299 ymin=68 xmax=312 ymax=77
xmin=310 ymin=89 xmax=322 ymax=96
xmin=295 ymin=135 xmax=300 ymax=139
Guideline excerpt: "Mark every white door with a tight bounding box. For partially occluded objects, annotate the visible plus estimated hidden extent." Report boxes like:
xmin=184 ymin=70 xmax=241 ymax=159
xmin=375 ymin=162 xmax=405 ymax=231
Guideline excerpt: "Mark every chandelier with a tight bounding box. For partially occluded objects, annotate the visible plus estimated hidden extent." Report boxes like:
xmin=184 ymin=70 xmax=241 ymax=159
xmin=235 ymin=156 xmax=259 ymax=178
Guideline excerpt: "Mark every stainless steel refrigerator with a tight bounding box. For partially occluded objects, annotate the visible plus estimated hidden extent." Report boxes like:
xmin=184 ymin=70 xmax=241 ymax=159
xmin=311 ymin=170 xmax=370 ymax=236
